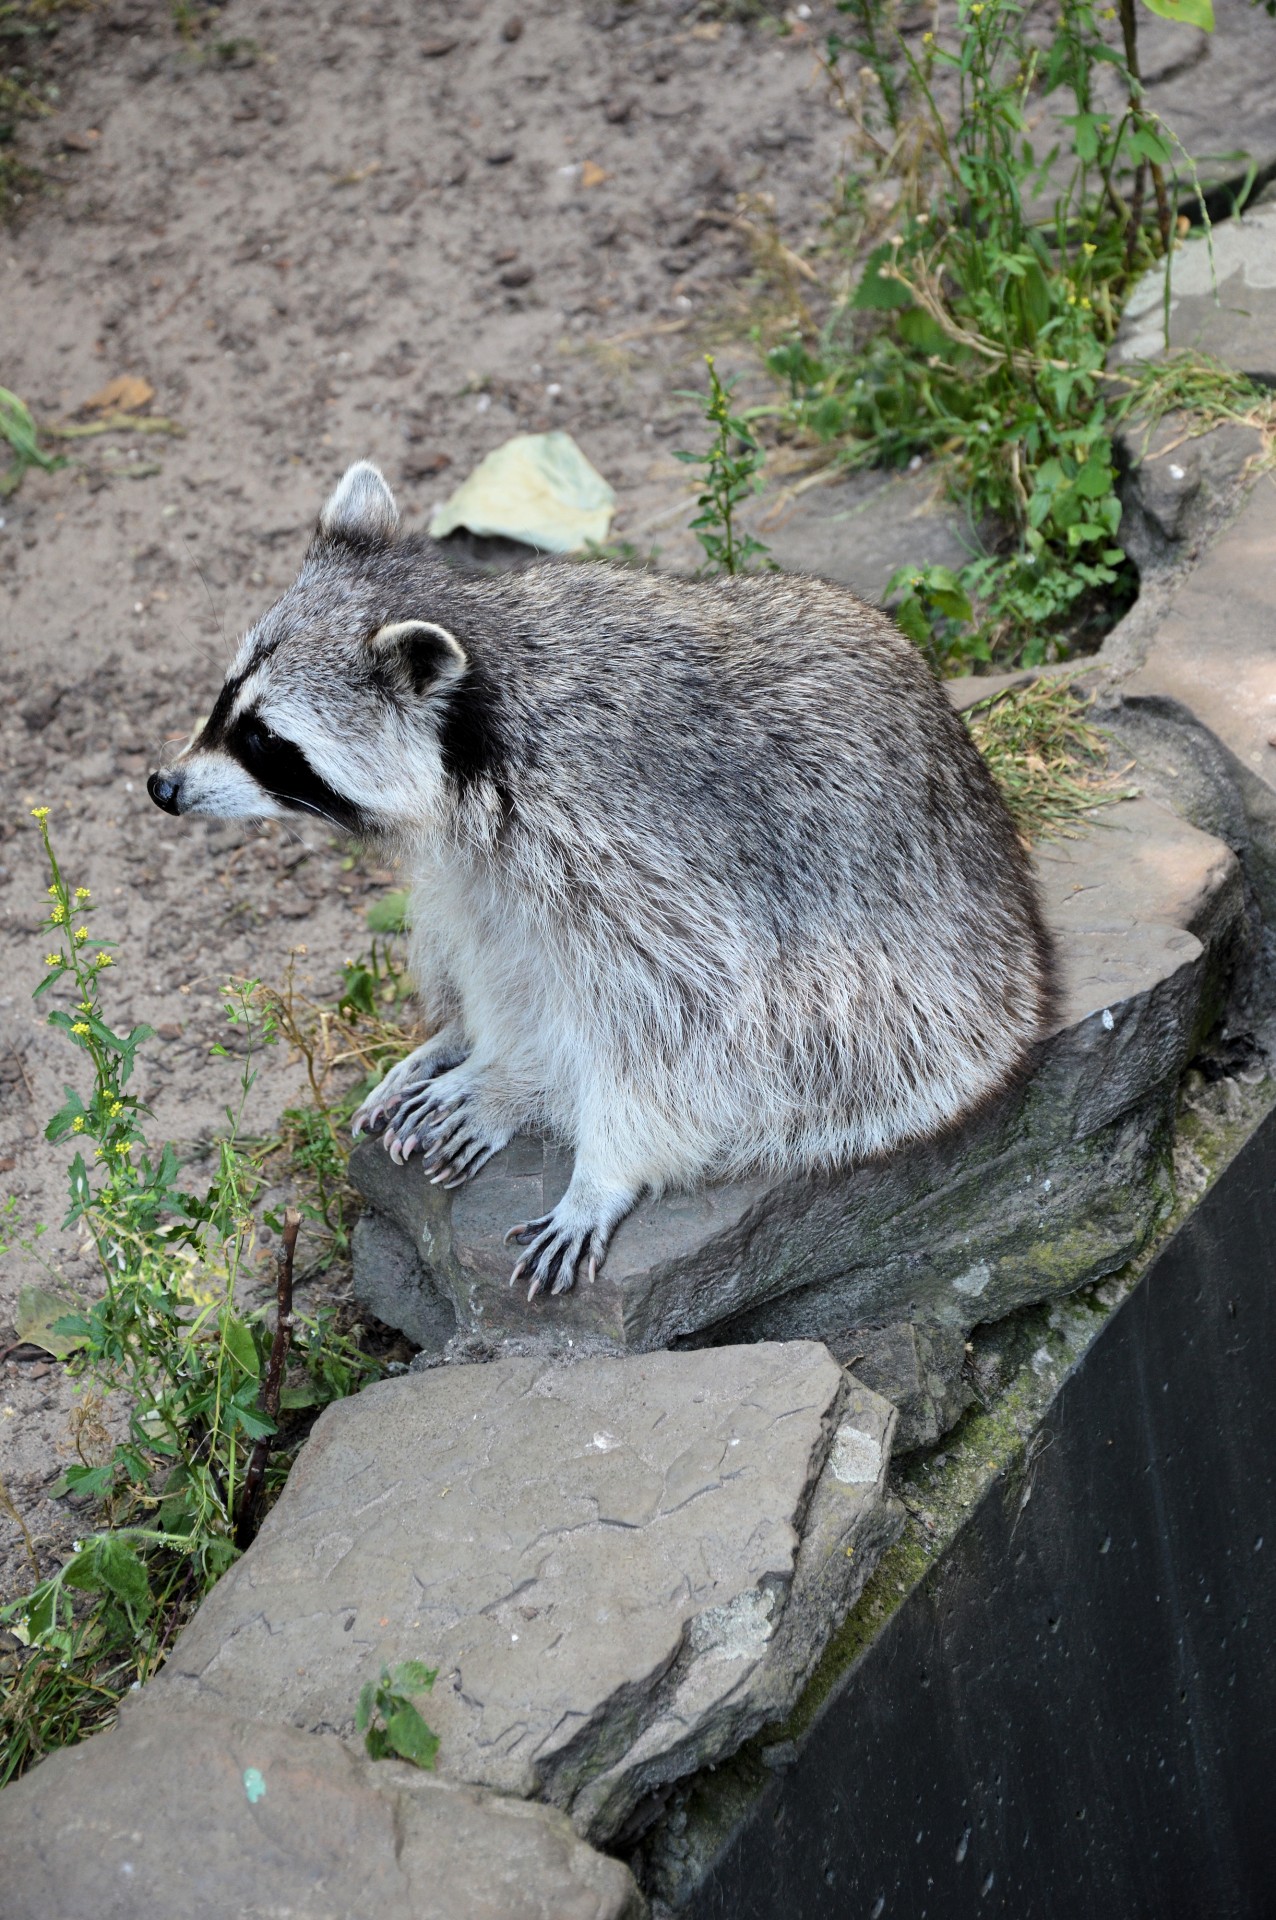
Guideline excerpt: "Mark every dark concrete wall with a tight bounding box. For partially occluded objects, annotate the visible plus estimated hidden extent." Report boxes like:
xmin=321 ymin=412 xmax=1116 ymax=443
xmin=692 ymin=1108 xmax=1276 ymax=1920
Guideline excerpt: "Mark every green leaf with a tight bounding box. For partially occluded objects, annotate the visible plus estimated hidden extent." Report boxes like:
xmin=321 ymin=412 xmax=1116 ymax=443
xmin=222 ymin=1316 xmax=260 ymax=1379
xmin=896 ymin=308 xmax=949 ymax=355
xmin=54 ymin=1462 xmax=115 ymax=1500
xmin=64 ymin=1536 xmax=152 ymax=1616
xmin=15 ymin=1285 xmax=87 ymax=1359
xmin=1139 ymin=0 xmax=1213 ymax=28
xmin=386 ymin=1701 xmax=440 ymax=1770
xmin=392 ymin=1660 xmax=438 ymax=1694
xmin=1127 ymin=125 xmax=1175 ymax=166
xmin=355 ymin=1680 xmax=375 ymax=1734
xmin=230 ymin=1402 xmax=276 ymax=1441
xmin=852 ymin=244 xmax=914 ymax=312
xmin=279 ymin=1381 xmax=321 ymax=1410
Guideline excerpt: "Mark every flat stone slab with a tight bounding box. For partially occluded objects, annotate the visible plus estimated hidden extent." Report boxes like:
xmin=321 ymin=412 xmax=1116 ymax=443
xmin=738 ymin=468 xmax=972 ymax=603
xmin=350 ymin=793 xmax=1243 ymax=1396
xmin=0 ymin=1699 xmax=644 ymax=1920
xmin=1113 ymin=205 xmax=1276 ymax=382
xmin=1124 ymin=476 xmax=1276 ymax=917
xmin=152 ymin=1344 xmax=899 ymax=1844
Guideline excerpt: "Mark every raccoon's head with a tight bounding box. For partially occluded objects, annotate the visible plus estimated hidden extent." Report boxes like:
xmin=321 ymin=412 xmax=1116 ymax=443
xmin=147 ymin=462 xmax=470 ymax=837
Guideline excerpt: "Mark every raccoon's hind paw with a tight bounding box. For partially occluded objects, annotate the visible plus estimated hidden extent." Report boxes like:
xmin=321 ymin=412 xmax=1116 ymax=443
xmin=506 ymin=1212 xmax=606 ymax=1299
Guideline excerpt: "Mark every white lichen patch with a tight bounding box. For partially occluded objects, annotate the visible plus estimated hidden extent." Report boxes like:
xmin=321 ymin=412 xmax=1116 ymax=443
xmin=828 ymin=1424 xmax=883 ymax=1486
xmin=951 ymin=1260 xmax=992 ymax=1298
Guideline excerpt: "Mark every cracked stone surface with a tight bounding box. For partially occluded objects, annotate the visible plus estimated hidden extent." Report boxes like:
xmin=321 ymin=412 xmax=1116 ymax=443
xmin=0 ymin=1697 xmax=645 ymax=1920
xmin=350 ymin=793 xmax=1244 ymax=1414
xmin=150 ymin=1344 xmax=899 ymax=1844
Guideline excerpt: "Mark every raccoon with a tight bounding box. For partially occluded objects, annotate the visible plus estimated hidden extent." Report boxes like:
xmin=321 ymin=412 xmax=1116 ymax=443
xmin=149 ymin=461 xmax=1055 ymax=1298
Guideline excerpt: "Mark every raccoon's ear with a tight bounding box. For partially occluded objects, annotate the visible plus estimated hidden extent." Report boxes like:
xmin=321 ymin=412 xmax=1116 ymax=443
xmin=317 ymin=461 xmax=400 ymax=547
xmin=370 ymin=619 xmax=468 ymax=696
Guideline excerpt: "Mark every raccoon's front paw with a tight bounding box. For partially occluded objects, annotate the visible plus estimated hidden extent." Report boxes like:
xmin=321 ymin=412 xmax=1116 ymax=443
xmin=383 ymin=1064 xmax=507 ymax=1181
xmin=504 ymin=1182 xmax=635 ymax=1301
xmin=417 ymin=1092 xmax=513 ymax=1191
xmin=352 ymin=1033 xmax=469 ymax=1141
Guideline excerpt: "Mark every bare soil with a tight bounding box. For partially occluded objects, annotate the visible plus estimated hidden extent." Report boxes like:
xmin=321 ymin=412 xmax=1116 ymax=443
xmin=0 ymin=0 xmax=854 ymax=1602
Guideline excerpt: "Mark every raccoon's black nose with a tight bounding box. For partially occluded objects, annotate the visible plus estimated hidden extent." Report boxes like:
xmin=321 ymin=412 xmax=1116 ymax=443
xmin=148 ymin=771 xmax=182 ymax=814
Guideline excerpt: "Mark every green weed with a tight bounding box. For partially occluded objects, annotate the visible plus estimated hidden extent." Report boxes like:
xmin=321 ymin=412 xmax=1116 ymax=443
xmin=0 ymin=814 xmax=380 ymax=1784
xmin=766 ymin=0 xmax=1250 ymax=667
xmin=1 ymin=386 xmax=60 ymax=496
xmin=675 ymin=355 xmax=775 ymax=576
xmin=252 ymin=933 xmax=418 ymax=1258
xmin=356 ymin=1660 xmax=439 ymax=1769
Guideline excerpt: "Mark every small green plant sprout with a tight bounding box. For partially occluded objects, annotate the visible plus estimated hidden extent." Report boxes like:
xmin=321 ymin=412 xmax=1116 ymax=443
xmin=1 ymin=388 xmax=61 ymax=498
xmin=249 ymin=926 xmax=418 ymax=1256
xmin=886 ymin=564 xmax=976 ymax=676
xmin=356 ymin=1661 xmax=440 ymax=1769
xmin=674 ymin=355 xmax=775 ymax=576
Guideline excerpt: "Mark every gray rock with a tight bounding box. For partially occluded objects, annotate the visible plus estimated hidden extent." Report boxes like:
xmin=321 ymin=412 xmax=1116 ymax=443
xmin=826 ymin=1319 xmax=974 ymax=1455
xmin=1112 ymin=205 xmax=1276 ymax=382
xmin=352 ymin=1207 xmax=457 ymax=1353
xmin=1124 ymin=478 xmax=1276 ymax=919
xmin=1114 ymin=413 xmax=1264 ymax=578
xmin=151 ymin=1344 xmax=899 ymax=1844
xmin=0 ymin=1697 xmax=645 ymax=1920
xmin=738 ymin=468 xmax=972 ymax=604
xmin=350 ymin=798 xmax=1243 ymax=1393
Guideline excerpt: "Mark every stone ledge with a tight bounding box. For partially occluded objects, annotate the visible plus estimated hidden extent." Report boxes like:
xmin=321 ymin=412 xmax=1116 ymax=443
xmin=147 ymin=1344 xmax=899 ymax=1846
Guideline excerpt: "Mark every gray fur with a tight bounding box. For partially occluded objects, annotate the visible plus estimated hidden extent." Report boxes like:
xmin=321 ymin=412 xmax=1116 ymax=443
xmin=150 ymin=462 xmax=1055 ymax=1297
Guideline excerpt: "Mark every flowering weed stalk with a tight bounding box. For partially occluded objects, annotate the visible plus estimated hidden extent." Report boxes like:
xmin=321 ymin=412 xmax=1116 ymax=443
xmin=1 ymin=813 xmax=376 ymax=1784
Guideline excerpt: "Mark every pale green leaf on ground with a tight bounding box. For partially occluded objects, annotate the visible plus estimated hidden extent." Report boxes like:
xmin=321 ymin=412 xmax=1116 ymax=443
xmin=15 ymin=1284 xmax=87 ymax=1359
xmin=428 ymin=431 xmax=616 ymax=553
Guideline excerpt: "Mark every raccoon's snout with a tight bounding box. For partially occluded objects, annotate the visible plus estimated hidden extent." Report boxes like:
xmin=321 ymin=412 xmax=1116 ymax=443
xmin=147 ymin=770 xmax=183 ymax=814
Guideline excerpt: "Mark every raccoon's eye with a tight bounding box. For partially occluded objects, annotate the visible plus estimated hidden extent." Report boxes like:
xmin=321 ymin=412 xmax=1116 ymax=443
xmin=242 ymin=722 xmax=278 ymax=763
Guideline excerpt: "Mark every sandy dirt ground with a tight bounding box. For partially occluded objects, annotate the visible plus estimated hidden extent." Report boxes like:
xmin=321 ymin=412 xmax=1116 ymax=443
xmin=0 ymin=0 xmax=859 ymax=1601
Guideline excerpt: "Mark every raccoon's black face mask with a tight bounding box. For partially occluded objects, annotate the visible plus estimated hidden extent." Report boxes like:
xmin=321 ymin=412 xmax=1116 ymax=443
xmin=148 ymin=462 xmax=470 ymax=831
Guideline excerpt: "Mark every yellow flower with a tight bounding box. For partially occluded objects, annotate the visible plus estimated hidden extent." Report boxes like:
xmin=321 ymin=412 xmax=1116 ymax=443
xmin=109 ymin=1100 xmax=124 ymax=1118
xmin=50 ymin=904 xmax=65 ymax=924
xmin=31 ymin=806 xmax=50 ymax=821
xmin=1082 ymin=242 xmax=1096 ymax=256
xmin=72 ymin=1116 xmax=85 ymax=1133
xmin=71 ymin=1021 xmax=90 ymax=1036
xmin=75 ymin=887 xmax=91 ymax=901
xmin=95 ymin=952 xmax=114 ymax=968
xmin=922 ymin=28 xmax=933 ymax=41
xmin=116 ymin=1141 xmax=132 ymax=1155
xmin=45 ymin=952 xmax=61 ymax=968
xmin=94 ymin=1148 xmax=106 ymax=1161
xmin=1079 ymin=295 xmax=1091 ymax=309
xmin=74 ymin=927 xmax=89 ymax=944
xmin=47 ymin=885 xmax=58 ymax=897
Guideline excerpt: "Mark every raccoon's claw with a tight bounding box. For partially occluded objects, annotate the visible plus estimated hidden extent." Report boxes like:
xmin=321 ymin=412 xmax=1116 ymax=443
xmin=507 ymin=1213 xmax=605 ymax=1300
xmin=351 ymin=1035 xmax=471 ymax=1142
